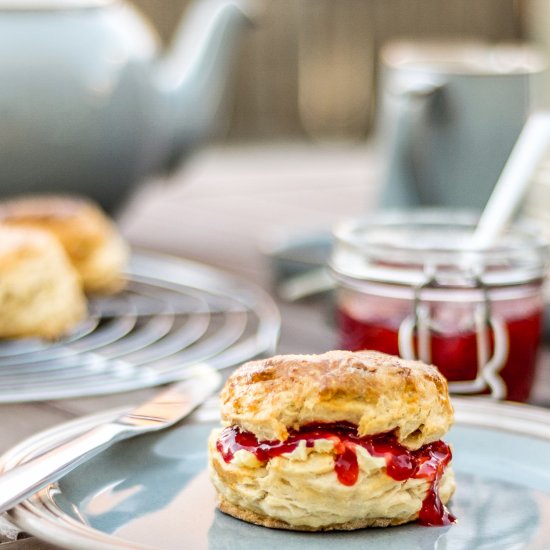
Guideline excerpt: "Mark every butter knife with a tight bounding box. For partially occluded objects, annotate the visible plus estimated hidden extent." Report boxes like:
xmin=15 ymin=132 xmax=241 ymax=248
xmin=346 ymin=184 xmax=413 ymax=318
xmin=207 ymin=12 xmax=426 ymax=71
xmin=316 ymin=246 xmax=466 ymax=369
xmin=0 ymin=363 xmax=221 ymax=515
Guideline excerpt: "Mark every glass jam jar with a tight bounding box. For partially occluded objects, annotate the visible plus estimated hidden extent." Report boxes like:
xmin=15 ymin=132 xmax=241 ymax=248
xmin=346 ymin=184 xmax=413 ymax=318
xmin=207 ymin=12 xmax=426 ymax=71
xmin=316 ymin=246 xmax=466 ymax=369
xmin=330 ymin=210 xmax=549 ymax=402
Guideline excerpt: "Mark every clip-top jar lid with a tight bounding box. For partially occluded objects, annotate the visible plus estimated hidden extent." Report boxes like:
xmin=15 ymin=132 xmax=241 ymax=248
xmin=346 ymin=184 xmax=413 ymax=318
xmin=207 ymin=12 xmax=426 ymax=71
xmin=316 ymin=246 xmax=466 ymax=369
xmin=330 ymin=209 xmax=549 ymax=289
xmin=0 ymin=0 xmax=114 ymax=9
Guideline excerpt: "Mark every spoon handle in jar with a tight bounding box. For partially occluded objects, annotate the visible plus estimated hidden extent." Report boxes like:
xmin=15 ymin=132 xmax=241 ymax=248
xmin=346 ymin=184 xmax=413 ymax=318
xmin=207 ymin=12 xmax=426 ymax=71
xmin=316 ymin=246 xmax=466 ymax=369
xmin=472 ymin=111 xmax=550 ymax=249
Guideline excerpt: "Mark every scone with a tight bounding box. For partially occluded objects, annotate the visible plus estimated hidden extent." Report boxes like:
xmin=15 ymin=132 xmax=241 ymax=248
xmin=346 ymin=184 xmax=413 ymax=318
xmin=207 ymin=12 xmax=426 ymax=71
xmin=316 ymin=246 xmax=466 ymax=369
xmin=0 ymin=195 xmax=129 ymax=293
xmin=0 ymin=225 xmax=86 ymax=339
xmin=209 ymin=350 xmax=456 ymax=531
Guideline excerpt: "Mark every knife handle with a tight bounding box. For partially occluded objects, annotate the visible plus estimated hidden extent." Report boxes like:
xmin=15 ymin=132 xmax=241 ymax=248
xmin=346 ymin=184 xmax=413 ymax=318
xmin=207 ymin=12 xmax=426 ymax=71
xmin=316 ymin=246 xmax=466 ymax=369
xmin=0 ymin=422 xmax=130 ymax=515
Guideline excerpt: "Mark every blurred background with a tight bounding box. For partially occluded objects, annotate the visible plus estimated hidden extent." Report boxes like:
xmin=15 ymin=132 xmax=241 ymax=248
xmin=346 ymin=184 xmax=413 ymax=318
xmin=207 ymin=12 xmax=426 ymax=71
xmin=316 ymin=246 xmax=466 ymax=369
xmin=106 ymin=0 xmax=550 ymax=272
xmin=4 ymin=0 xmax=550 ymax=261
xmin=134 ymin=0 xmax=542 ymax=143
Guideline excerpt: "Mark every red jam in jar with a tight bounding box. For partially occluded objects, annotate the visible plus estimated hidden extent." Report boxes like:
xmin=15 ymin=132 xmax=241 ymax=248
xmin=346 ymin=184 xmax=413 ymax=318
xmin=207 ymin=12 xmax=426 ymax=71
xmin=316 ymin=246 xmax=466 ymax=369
xmin=216 ymin=422 xmax=455 ymax=526
xmin=330 ymin=211 xmax=549 ymax=402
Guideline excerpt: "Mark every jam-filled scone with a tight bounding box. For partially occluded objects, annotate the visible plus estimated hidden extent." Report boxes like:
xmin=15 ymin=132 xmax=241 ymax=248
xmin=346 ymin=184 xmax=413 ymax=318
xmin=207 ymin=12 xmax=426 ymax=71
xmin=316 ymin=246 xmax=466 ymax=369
xmin=208 ymin=350 xmax=456 ymax=531
xmin=0 ymin=194 xmax=129 ymax=293
xmin=0 ymin=225 xmax=86 ymax=339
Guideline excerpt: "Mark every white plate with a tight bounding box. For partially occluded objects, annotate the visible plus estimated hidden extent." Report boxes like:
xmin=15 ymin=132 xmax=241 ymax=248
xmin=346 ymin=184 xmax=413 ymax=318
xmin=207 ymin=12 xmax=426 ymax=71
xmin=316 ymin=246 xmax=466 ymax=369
xmin=2 ymin=398 xmax=550 ymax=549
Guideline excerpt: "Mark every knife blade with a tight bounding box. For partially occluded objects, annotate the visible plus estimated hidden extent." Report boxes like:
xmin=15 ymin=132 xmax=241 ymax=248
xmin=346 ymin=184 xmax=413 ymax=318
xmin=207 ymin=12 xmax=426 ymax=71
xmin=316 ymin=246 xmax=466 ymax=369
xmin=0 ymin=363 xmax=221 ymax=515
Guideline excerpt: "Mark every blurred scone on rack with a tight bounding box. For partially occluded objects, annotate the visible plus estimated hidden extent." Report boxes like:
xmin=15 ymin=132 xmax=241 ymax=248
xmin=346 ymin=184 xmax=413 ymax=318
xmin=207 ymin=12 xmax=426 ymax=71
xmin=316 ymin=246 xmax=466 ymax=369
xmin=209 ymin=350 xmax=456 ymax=531
xmin=0 ymin=194 xmax=129 ymax=293
xmin=0 ymin=225 xmax=86 ymax=339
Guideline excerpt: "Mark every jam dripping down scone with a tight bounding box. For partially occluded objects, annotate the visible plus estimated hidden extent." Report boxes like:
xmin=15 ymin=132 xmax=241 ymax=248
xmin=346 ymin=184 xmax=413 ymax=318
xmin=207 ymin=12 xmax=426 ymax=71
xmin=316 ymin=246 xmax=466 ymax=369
xmin=208 ymin=350 xmax=456 ymax=531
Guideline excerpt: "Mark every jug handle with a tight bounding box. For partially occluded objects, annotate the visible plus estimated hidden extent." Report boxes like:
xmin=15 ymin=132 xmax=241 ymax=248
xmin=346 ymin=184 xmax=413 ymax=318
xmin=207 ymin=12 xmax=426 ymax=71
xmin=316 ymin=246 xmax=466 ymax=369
xmin=378 ymin=79 xmax=444 ymax=208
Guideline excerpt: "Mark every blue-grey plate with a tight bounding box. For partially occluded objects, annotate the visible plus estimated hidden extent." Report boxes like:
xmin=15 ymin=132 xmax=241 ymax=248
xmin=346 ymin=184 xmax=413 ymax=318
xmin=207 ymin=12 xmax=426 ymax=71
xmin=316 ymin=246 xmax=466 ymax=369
xmin=2 ymin=398 xmax=550 ymax=549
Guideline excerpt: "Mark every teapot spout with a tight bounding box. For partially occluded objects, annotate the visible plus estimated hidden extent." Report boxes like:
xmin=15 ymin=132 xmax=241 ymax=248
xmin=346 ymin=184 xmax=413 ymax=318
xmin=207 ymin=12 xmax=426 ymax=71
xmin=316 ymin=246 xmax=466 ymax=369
xmin=156 ymin=0 xmax=254 ymax=166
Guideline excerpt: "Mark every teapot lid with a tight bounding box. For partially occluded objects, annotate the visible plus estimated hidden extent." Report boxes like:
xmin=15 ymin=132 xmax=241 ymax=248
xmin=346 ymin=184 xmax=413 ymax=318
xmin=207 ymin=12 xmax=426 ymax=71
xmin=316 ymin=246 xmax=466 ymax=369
xmin=0 ymin=0 xmax=114 ymax=8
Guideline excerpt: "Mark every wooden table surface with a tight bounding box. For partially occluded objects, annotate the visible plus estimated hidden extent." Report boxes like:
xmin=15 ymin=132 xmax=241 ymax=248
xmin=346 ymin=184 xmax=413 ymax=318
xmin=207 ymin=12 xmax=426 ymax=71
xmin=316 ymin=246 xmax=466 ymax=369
xmin=1 ymin=143 xmax=549 ymax=548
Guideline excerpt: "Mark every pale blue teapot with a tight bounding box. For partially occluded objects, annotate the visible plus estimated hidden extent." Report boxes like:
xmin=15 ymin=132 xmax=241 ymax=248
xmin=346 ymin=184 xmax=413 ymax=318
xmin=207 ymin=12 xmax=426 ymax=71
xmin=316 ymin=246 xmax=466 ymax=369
xmin=0 ymin=0 xmax=253 ymax=211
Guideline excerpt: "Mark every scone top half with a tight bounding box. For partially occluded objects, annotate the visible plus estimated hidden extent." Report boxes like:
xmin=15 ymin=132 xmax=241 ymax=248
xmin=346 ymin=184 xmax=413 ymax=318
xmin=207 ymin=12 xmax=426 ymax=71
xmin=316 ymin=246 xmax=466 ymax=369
xmin=220 ymin=350 xmax=453 ymax=449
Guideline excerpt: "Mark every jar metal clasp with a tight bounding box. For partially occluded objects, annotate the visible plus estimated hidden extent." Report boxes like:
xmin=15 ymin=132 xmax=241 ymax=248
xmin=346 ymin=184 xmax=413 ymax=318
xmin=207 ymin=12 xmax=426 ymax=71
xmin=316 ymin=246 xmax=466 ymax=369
xmin=397 ymin=275 xmax=509 ymax=399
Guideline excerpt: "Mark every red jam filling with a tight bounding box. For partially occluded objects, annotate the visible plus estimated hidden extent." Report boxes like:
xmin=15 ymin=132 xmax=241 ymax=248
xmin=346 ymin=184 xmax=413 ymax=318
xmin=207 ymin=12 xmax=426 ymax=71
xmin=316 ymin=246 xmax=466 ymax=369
xmin=216 ymin=422 xmax=455 ymax=526
xmin=337 ymin=307 xmax=542 ymax=402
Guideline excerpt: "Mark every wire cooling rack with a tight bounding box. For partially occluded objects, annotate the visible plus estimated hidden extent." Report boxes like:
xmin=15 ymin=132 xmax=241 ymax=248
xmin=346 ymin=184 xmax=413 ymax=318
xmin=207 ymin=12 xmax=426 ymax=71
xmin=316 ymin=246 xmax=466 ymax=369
xmin=0 ymin=251 xmax=280 ymax=402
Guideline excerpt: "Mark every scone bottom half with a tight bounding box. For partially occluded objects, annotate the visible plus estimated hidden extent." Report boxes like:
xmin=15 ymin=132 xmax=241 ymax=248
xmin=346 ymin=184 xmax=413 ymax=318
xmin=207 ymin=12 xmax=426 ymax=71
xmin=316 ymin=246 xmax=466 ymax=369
xmin=208 ymin=350 xmax=456 ymax=531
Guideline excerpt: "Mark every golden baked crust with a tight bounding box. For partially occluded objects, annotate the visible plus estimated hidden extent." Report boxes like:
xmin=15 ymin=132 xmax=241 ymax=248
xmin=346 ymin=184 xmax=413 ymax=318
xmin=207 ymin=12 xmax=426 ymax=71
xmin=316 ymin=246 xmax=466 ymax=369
xmin=218 ymin=498 xmax=415 ymax=531
xmin=220 ymin=350 xmax=453 ymax=449
xmin=0 ymin=195 xmax=129 ymax=293
xmin=0 ymin=226 xmax=86 ymax=339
